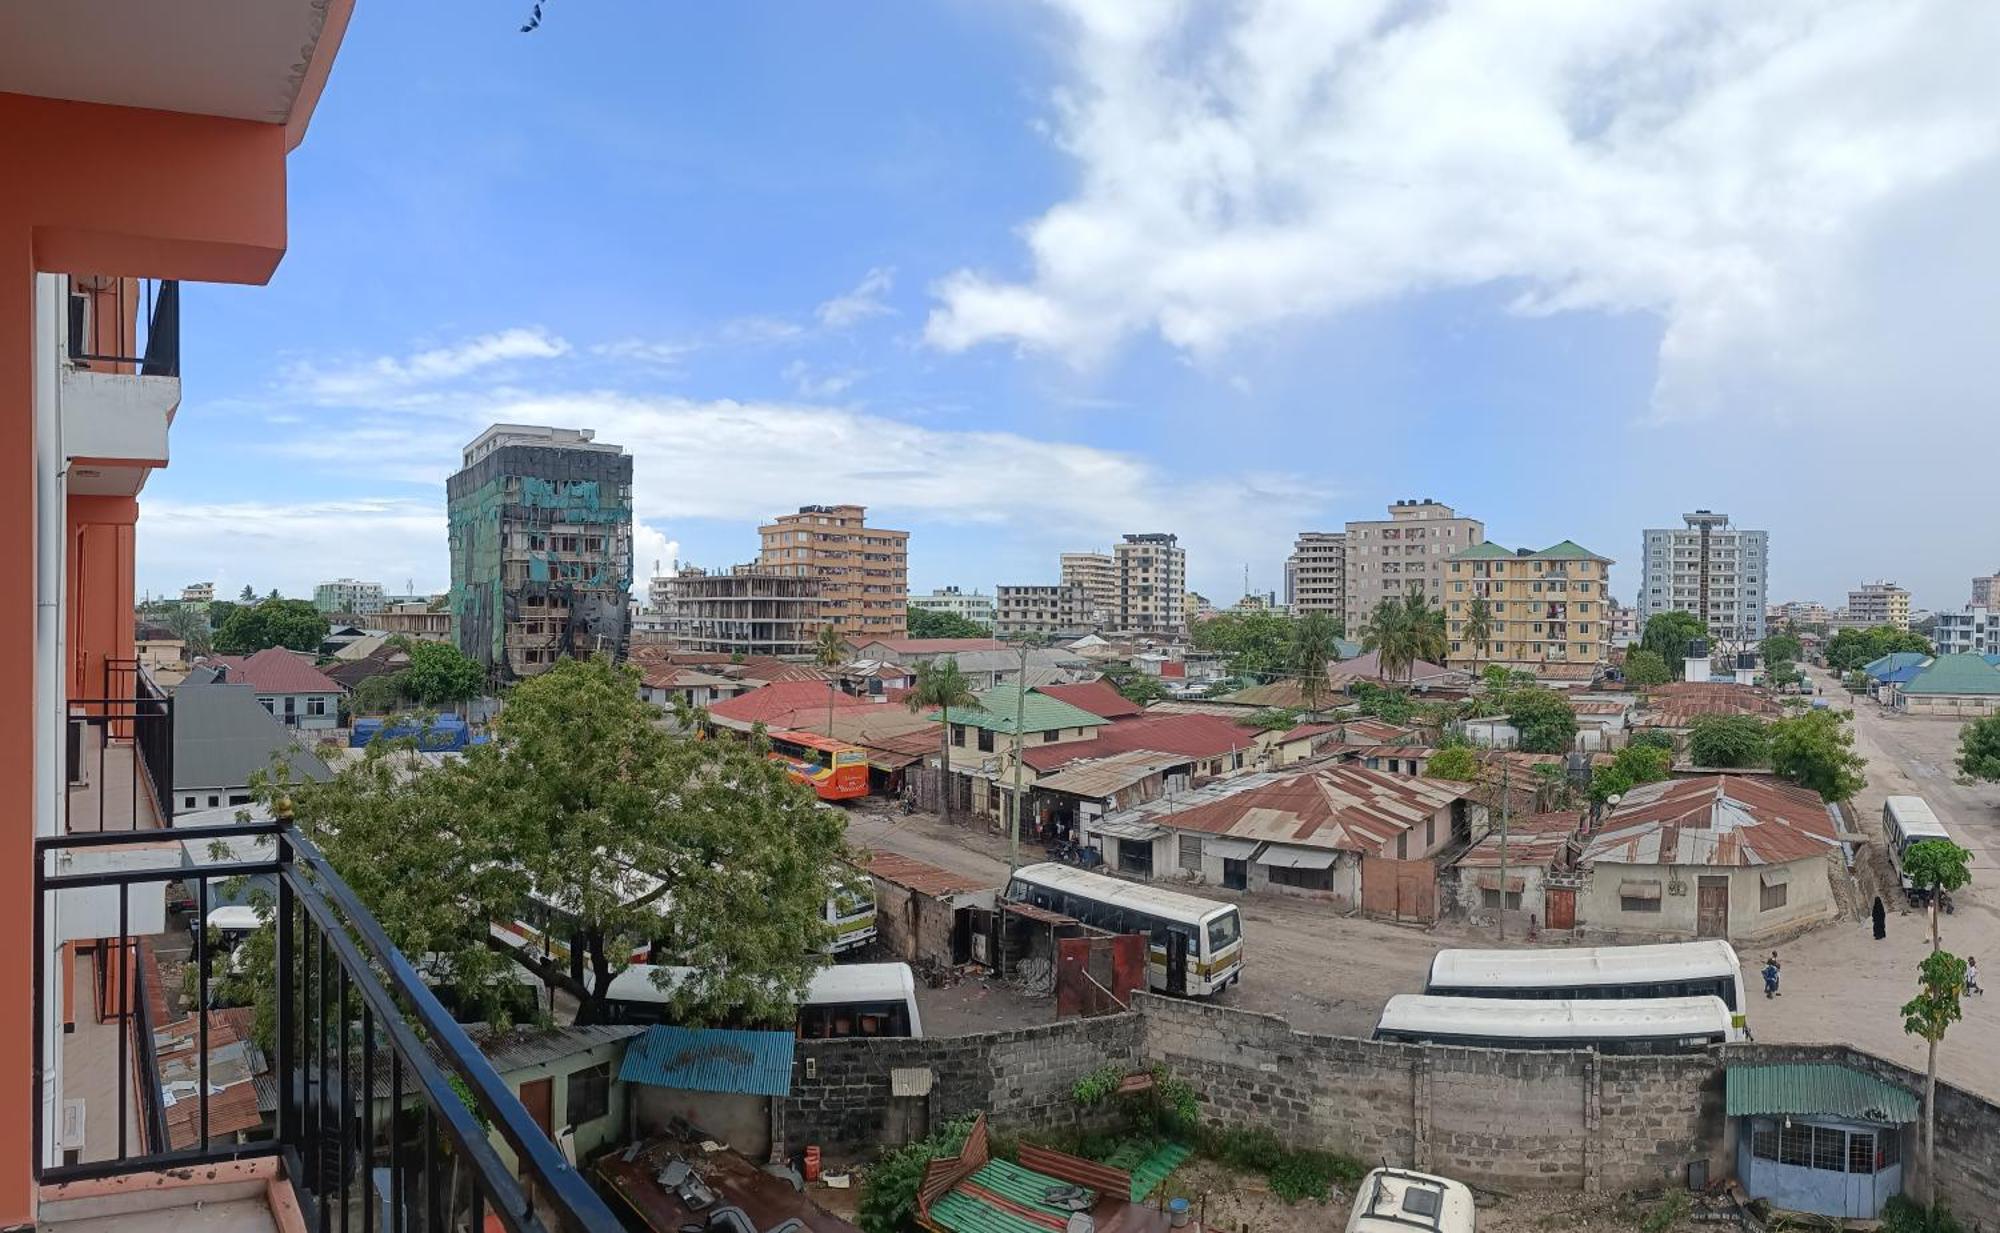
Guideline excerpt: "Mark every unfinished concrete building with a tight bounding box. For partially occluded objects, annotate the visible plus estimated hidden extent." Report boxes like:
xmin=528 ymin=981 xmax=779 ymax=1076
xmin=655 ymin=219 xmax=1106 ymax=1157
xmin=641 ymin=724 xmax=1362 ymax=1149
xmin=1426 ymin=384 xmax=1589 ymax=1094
xmin=447 ymin=424 xmax=634 ymax=681
xmin=663 ymin=565 xmax=823 ymax=656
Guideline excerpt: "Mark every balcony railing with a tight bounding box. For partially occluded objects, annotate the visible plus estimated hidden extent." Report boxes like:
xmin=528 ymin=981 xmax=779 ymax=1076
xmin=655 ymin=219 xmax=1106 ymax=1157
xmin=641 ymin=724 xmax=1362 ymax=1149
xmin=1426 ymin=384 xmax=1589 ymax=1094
xmin=66 ymin=660 xmax=174 ymax=832
xmin=34 ymin=818 xmax=621 ymax=1233
xmin=65 ymin=276 xmax=180 ymax=377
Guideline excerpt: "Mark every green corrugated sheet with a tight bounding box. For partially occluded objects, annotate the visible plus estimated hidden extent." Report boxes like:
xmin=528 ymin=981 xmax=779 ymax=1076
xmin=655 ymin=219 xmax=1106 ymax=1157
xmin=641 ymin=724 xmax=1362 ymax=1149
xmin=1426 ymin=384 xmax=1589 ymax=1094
xmin=930 ymin=1160 xmax=1088 ymax=1233
xmin=1450 ymin=543 xmax=1515 ymax=560
xmin=1901 ymin=653 xmax=2000 ymax=696
xmin=1111 ymin=1141 xmax=1191 ymax=1201
xmin=1725 ymin=1065 xmax=1919 ymax=1123
xmin=937 ymin=686 xmax=1110 ymax=735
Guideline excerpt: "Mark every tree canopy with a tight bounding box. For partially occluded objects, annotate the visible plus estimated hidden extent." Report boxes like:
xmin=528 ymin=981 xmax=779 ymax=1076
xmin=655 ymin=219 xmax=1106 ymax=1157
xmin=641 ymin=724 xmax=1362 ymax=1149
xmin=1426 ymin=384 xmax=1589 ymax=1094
xmin=1360 ymin=587 xmax=1447 ymax=683
xmin=1768 ymin=707 xmax=1867 ymax=801
xmin=1102 ymin=662 xmax=1169 ymax=704
xmin=1687 ymin=713 xmax=1770 ymax=768
xmin=1506 ymin=687 xmax=1577 ymax=754
xmin=1759 ymin=632 xmax=1803 ymax=666
xmin=1639 ymin=611 xmax=1708 ymax=679
xmin=1958 ymin=715 xmax=2000 ymax=783
xmin=213 ymin=597 xmax=330 ymax=655
xmin=1191 ymin=610 xmax=1297 ymax=680
xmin=401 ymin=640 xmax=487 ymax=707
xmin=1588 ymin=742 xmax=1671 ymax=803
xmin=1290 ymin=611 xmax=1343 ymax=715
xmin=1825 ymin=625 xmax=1931 ymax=674
xmin=1621 ymin=648 xmax=1671 ymax=688
xmin=1424 ymin=745 xmax=1481 ymax=783
xmin=906 ymin=657 xmax=978 ymax=822
xmin=905 ymin=606 xmax=990 ymax=639
xmin=272 ymin=656 xmax=845 ymax=1027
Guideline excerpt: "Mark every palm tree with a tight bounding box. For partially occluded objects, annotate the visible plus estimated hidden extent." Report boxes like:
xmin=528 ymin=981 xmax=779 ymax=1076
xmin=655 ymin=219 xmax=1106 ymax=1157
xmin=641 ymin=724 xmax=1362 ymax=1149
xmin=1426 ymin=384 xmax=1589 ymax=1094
xmin=813 ymin=624 xmax=847 ymax=736
xmin=1291 ymin=611 xmax=1341 ymax=717
xmin=1360 ymin=596 xmax=1413 ymax=683
xmin=906 ymin=657 xmax=977 ymax=823
xmin=1401 ymin=587 xmax=1448 ymax=681
xmin=1463 ymin=595 xmax=1493 ymax=680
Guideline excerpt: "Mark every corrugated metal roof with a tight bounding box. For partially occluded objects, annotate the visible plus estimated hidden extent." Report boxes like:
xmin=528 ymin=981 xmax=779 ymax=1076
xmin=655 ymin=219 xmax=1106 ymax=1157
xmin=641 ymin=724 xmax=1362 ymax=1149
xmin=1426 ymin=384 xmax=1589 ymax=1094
xmin=618 ymin=1026 xmax=795 ymax=1097
xmin=1901 ymin=653 xmax=2000 ymax=696
xmin=940 ymin=686 xmax=1109 ymax=735
xmin=471 ymin=1023 xmax=643 ymax=1073
xmin=858 ymin=851 xmax=989 ymax=898
xmin=1724 ymin=1064 xmax=1918 ymax=1123
xmin=1032 ymin=750 xmax=1188 ymax=797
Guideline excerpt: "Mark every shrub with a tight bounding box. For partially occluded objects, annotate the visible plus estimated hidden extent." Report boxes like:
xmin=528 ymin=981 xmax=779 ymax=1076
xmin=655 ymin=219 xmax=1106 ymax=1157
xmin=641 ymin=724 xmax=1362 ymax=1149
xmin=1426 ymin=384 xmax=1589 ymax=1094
xmin=1882 ymin=1195 xmax=1964 ymax=1233
xmin=857 ymin=1118 xmax=975 ymax=1233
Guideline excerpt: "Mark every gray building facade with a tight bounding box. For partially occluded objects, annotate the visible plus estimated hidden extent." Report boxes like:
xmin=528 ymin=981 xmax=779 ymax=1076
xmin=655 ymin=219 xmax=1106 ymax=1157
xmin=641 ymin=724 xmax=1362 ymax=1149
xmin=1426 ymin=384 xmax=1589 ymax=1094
xmin=1636 ymin=510 xmax=1768 ymax=647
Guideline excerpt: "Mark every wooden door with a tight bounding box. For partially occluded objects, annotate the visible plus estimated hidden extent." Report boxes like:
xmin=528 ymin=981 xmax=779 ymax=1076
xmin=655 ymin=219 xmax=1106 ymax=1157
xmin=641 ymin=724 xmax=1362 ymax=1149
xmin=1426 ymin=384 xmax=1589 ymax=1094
xmin=1546 ymin=887 xmax=1576 ymax=930
xmin=519 ymin=1077 xmax=554 ymax=1140
xmin=1696 ymin=877 xmax=1730 ymax=938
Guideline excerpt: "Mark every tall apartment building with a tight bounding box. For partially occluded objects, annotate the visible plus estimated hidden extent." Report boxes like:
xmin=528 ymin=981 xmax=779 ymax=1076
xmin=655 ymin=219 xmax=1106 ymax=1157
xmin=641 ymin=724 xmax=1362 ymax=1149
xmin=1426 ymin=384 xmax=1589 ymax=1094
xmin=312 ymin=577 xmax=385 ymax=616
xmin=994 ymin=583 xmax=1098 ymax=638
xmin=1635 ymin=511 xmax=1768 ymax=645
xmin=1114 ymin=533 xmax=1187 ymax=637
xmin=1846 ymin=581 xmax=1911 ymax=631
xmin=447 ymin=424 xmax=634 ymax=680
xmin=663 ymin=565 xmax=822 ymax=656
xmin=181 ymin=581 xmax=214 ymax=605
xmin=1060 ymin=552 xmax=1119 ymax=627
xmin=1343 ymin=499 xmax=1485 ymax=633
xmin=1286 ymin=531 xmax=1347 ymax=618
xmin=1973 ymin=573 xmax=2000 ymax=609
xmin=1935 ymin=607 xmax=2000 ymax=656
xmin=758 ymin=504 xmax=909 ymax=640
xmin=909 ymin=586 xmax=995 ymax=629
xmin=1445 ymin=542 xmax=1614 ymax=675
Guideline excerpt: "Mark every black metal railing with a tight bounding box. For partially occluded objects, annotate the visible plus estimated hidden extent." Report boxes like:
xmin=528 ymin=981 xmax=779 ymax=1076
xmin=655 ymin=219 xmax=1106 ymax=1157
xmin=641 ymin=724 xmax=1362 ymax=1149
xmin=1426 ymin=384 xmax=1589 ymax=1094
xmin=67 ymin=660 xmax=174 ymax=831
xmin=33 ymin=820 xmax=621 ymax=1233
xmin=65 ymin=276 xmax=180 ymax=378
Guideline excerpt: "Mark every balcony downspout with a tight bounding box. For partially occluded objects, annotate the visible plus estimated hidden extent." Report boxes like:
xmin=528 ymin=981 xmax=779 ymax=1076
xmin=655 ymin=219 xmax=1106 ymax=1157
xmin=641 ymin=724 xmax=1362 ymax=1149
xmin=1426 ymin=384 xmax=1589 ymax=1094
xmin=34 ymin=272 xmax=68 ymax=1171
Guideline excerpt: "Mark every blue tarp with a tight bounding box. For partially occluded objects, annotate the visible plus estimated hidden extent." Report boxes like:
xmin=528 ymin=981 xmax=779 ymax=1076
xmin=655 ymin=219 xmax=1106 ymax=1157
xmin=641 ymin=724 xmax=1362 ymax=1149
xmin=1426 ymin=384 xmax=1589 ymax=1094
xmin=617 ymin=1026 xmax=795 ymax=1097
xmin=351 ymin=713 xmax=471 ymax=751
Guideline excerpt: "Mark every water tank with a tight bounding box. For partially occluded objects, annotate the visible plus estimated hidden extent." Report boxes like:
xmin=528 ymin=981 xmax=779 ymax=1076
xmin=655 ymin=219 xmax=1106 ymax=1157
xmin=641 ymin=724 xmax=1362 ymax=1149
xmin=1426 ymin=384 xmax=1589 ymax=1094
xmin=1737 ymin=651 xmax=1756 ymax=670
xmin=1687 ymin=638 xmax=1710 ymax=659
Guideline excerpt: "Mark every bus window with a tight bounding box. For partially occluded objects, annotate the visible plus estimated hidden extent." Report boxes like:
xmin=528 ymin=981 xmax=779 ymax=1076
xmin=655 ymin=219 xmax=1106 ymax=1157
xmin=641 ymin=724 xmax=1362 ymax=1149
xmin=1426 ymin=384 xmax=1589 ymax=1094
xmin=1206 ymin=910 xmax=1241 ymax=953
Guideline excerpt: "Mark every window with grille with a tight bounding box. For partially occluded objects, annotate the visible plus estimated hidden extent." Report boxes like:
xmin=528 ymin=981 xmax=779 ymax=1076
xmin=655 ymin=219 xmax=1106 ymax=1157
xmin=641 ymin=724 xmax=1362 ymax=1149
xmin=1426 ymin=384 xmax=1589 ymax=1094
xmin=565 ymin=1063 xmax=611 ymax=1127
xmin=1480 ymin=888 xmax=1522 ymax=910
xmin=1760 ymin=881 xmax=1789 ymax=912
xmin=1751 ymin=1122 xmax=1778 ymax=1161
xmin=1179 ymin=835 xmax=1202 ymax=872
xmin=1812 ymin=1126 xmax=1845 ymax=1171
xmin=1778 ymin=1123 xmax=1814 ymax=1167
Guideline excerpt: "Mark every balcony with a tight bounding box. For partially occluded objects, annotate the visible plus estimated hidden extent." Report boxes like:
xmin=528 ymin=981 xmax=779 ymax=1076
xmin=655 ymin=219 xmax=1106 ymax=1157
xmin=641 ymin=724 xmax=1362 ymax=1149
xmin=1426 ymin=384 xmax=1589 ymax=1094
xmin=34 ymin=819 xmax=621 ymax=1233
xmin=66 ymin=660 xmax=174 ymax=834
xmin=62 ymin=277 xmax=181 ymax=497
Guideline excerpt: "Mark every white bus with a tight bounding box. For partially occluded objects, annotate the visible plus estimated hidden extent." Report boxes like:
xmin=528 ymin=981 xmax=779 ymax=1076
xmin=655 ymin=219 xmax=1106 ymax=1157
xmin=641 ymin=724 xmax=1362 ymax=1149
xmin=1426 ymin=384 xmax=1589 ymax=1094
xmin=601 ymin=961 xmax=923 ymax=1039
xmin=1883 ymin=795 xmax=1953 ymax=906
xmin=1003 ymin=863 xmax=1243 ymax=996
xmin=1373 ymin=994 xmax=1739 ymax=1054
xmin=1425 ymin=940 xmax=1747 ymax=1032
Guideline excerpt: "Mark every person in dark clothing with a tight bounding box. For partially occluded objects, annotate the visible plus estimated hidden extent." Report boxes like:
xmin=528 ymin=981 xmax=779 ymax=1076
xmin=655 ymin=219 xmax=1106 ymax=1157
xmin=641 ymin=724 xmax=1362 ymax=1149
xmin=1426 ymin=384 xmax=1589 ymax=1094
xmin=1762 ymin=953 xmax=1782 ymax=998
xmin=1873 ymin=896 xmax=1887 ymax=940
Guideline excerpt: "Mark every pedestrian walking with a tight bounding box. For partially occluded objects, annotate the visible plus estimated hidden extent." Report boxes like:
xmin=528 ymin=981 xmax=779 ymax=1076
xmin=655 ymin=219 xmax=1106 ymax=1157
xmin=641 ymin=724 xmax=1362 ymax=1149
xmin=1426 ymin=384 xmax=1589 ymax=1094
xmin=1968 ymin=957 xmax=1983 ymax=997
xmin=1762 ymin=952 xmax=1782 ymax=999
xmin=1873 ymin=895 xmax=1887 ymax=941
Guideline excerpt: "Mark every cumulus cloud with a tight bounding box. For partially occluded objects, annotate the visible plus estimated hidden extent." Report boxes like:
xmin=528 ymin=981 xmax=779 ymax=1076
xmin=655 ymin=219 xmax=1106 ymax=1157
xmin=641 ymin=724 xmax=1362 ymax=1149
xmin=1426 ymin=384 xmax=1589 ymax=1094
xmin=816 ymin=267 xmax=896 ymax=328
xmin=926 ymin=0 xmax=2000 ymax=422
xmin=290 ymin=327 xmax=571 ymax=401
xmin=140 ymin=498 xmax=445 ymax=598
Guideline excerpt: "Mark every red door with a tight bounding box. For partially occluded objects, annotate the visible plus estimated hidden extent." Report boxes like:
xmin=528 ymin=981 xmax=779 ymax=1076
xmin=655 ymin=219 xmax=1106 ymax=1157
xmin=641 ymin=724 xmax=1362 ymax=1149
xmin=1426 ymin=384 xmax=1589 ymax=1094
xmin=519 ymin=1077 xmax=554 ymax=1140
xmin=1546 ymin=887 xmax=1576 ymax=930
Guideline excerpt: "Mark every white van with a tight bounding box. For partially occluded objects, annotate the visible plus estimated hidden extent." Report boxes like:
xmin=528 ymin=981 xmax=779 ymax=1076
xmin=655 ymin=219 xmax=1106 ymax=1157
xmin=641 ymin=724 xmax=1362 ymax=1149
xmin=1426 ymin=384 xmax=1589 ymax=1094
xmin=1345 ymin=1168 xmax=1476 ymax=1233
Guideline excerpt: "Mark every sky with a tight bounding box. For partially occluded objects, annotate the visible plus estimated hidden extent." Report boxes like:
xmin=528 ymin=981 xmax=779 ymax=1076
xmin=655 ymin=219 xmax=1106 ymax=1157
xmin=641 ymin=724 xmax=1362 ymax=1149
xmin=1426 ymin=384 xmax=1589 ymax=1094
xmin=143 ymin=0 xmax=2000 ymax=614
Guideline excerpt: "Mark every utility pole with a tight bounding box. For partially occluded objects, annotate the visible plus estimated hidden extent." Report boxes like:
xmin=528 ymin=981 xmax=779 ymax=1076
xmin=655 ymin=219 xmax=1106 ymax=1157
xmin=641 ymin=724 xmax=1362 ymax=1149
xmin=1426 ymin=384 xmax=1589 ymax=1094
xmin=1496 ymin=758 xmax=1511 ymax=942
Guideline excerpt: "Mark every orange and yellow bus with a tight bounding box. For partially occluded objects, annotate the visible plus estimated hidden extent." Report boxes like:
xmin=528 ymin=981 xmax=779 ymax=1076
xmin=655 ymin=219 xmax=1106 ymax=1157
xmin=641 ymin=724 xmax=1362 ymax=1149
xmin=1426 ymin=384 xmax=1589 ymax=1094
xmin=768 ymin=730 xmax=870 ymax=801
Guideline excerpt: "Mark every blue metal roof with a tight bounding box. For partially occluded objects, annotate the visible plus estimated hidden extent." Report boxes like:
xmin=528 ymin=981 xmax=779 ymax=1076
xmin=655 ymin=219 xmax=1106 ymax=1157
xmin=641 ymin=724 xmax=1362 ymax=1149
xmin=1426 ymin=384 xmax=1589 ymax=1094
xmin=1863 ymin=651 xmax=1930 ymax=680
xmin=616 ymin=1026 xmax=795 ymax=1097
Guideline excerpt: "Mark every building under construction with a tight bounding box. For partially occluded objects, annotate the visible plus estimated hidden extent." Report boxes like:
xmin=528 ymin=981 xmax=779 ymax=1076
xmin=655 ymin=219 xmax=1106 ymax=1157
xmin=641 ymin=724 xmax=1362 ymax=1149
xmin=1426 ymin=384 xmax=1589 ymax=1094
xmin=447 ymin=424 xmax=634 ymax=681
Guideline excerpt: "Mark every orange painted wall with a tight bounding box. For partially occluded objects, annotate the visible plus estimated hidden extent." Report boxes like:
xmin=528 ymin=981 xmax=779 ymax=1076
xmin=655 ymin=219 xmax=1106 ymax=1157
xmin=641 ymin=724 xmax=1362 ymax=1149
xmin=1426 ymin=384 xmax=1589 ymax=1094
xmin=67 ymin=496 xmax=138 ymax=705
xmin=0 ymin=90 xmax=320 ymax=1224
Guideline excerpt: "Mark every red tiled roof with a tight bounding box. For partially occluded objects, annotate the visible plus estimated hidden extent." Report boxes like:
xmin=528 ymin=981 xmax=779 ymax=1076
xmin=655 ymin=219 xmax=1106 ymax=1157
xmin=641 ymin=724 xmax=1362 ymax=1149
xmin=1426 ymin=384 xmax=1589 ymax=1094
xmin=205 ymin=648 xmax=341 ymax=695
xmin=856 ymin=852 xmax=989 ymax=897
xmin=1163 ymin=764 xmax=1468 ymax=857
xmin=1021 ymin=712 xmax=1257 ymax=771
xmin=1034 ymin=681 xmax=1143 ymax=720
xmin=707 ymin=680 xmax=869 ymax=727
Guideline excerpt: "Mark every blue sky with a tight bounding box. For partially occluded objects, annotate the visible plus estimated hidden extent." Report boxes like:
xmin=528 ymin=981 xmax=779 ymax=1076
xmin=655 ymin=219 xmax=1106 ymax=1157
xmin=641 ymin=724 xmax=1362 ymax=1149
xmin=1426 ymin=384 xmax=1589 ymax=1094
xmin=143 ymin=1 xmax=2000 ymax=613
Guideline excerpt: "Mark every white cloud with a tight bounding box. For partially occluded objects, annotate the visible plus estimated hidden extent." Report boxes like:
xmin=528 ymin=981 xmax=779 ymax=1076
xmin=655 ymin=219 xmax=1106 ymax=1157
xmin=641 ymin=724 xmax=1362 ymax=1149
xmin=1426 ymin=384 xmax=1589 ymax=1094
xmin=632 ymin=523 xmax=683 ymax=593
xmin=290 ymin=327 xmax=571 ymax=401
xmin=139 ymin=498 xmax=447 ymax=598
xmin=815 ymin=267 xmax=896 ymax=328
xmin=782 ymin=360 xmax=866 ymax=399
xmin=925 ymin=1 xmax=2000 ymax=422
xmin=590 ymin=338 xmax=698 ymax=368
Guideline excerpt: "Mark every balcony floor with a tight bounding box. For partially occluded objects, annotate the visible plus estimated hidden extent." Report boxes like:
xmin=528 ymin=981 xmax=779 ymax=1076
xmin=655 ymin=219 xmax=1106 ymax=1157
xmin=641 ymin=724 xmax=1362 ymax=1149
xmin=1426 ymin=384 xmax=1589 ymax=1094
xmin=67 ymin=726 xmax=167 ymax=833
xmin=65 ymin=949 xmax=145 ymax=1162
xmin=52 ymin=1195 xmax=278 ymax=1233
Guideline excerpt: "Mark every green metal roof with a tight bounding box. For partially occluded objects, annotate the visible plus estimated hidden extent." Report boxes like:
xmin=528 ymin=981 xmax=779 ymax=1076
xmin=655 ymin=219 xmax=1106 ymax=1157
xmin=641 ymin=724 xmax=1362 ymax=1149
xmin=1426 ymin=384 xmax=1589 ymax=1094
xmin=1532 ymin=539 xmax=1610 ymax=561
xmin=934 ymin=685 xmax=1110 ymax=734
xmin=928 ymin=1160 xmax=1089 ymax=1233
xmin=1725 ymin=1064 xmax=1918 ymax=1123
xmin=1451 ymin=543 xmax=1515 ymax=560
xmin=1900 ymin=653 xmax=2000 ymax=696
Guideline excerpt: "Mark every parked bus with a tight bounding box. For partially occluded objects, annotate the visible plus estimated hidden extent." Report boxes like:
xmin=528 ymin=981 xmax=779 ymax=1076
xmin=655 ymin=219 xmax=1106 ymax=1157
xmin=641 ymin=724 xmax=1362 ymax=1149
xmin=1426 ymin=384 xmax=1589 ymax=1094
xmin=1425 ymin=939 xmax=1747 ymax=1031
xmin=824 ymin=869 xmax=879 ymax=954
xmin=1003 ymin=862 xmax=1243 ymax=996
xmin=1373 ymin=994 xmax=1739 ymax=1053
xmin=1883 ymin=795 xmax=1954 ymax=907
xmin=601 ymin=961 xmax=923 ymax=1038
xmin=767 ymin=730 xmax=870 ymax=801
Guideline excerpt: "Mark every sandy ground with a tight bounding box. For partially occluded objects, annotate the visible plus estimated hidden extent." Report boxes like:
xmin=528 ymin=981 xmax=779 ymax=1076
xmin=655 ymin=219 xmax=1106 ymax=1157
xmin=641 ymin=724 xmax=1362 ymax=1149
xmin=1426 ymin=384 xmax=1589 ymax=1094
xmin=849 ymin=679 xmax=2000 ymax=1097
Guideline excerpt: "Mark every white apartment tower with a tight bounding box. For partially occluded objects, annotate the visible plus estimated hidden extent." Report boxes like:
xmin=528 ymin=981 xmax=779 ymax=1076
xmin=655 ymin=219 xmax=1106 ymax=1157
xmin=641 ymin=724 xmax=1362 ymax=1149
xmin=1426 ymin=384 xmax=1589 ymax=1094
xmin=1060 ymin=552 xmax=1119 ymax=628
xmin=1286 ymin=532 xmax=1347 ymax=618
xmin=1113 ymin=533 xmax=1187 ymax=637
xmin=1636 ymin=511 xmax=1769 ymax=646
xmin=1343 ymin=499 xmax=1484 ymax=633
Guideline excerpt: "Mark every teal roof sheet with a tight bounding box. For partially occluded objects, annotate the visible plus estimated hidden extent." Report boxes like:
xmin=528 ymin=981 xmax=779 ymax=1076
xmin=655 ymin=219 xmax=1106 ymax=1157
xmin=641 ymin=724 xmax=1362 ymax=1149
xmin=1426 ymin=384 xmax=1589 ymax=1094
xmin=929 ymin=1160 xmax=1094 ymax=1233
xmin=616 ymin=1026 xmax=794 ymax=1096
xmin=1725 ymin=1064 xmax=1918 ymax=1123
xmin=936 ymin=685 xmax=1110 ymax=734
xmin=1900 ymin=653 xmax=2000 ymax=696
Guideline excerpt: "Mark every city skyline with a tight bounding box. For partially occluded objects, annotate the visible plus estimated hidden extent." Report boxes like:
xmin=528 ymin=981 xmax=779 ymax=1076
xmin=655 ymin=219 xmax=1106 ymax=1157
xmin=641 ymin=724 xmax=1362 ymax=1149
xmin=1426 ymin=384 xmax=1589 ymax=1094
xmin=134 ymin=3 xmax=2000 ymax=611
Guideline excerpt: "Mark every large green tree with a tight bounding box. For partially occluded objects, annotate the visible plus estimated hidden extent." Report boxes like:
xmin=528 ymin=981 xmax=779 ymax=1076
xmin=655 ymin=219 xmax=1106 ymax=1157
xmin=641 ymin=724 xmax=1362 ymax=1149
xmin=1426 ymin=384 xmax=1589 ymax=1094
xmin=1588 ymin=742 xmax=1672 ymax=802
xmin=1290 ymin=611 xmax=1342 ymax=716
xmin=213 ymin=597 xmax=330 ymax=654
xmin=1102 ymin=663 xmax=1168 ymax=704
xmin=1958 ymin=714 xmax=2000 ymax=783
xmin=907 ymin=657 xmax=978 ymax=822
xmin=267 ymin=656 xmax=844 ymax=1026
xmin=1759 ymin=632 xmax=1803 ymax=667
xmin=154 ymin=600 xmax=214 ymax=657
xmin=1461 ymin=596 xmax=1493 ymax=677
xmin=1639 ymin=611 xmax=1708 ymax=680
xmin=1506 ymin=687 xmax=1577 ymax=754
xmin=400 ymin=639 xmax=487 ymax=708
xmin=1825 ymin=625 xmax=1932 ymax=674
xmin=1621 ymin=648 xmax=1671 ymax=688
xmin=1191 ymin=610 xmax=1298 ymax=680
xmin=1900 ymin=840 xmax=1973 ymax=1210
xmin=1687 ymin=714 xmax=1770 ymax=768
xmin=1768 ymin=707 xmax=1867 ymax=801
xmin=1424 ymin=745 xmax=1481 ymax=783
xmin=905 ymin=607 xmax=990 ymax=639
xmin=1361 ymin=586 xmax=1447 ymax=684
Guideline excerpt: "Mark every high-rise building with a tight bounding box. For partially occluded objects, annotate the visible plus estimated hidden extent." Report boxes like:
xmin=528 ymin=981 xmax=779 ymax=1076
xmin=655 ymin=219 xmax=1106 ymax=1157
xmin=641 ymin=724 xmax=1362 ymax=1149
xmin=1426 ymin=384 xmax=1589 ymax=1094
xmin=662 ymin=564 xmax=822 ymax=656
xmin=757 ymin=504 xmax=909 ymax=640
xmin=1445 ymin=542 xmax=1614 ymax=675
xmin=1114 ymin=533 xmax=1187 ymax=637
xmin=312 ymin=577 xmax=385 ymax=616
xmin=1343 ymin=499 xmax=1485 ymax=633
xmin=1286 ymin=531 xmax=1347 ymax=619
xmin=1973 ymin=573 xmax=2000 ymax=609
xmin=993 ymin=583 xmax=1098 ymax=638
xmin=1060 ymin=552 xmax=1119 ymax=627
xmin=1635 ymin=511 xmax=1768 ymax=646
xmin=909 ymin=586 xmax=995 ymax=629
xmin=1846 ymin=581 xmax=1911 ymax=631
xmin=447 ymin=424 xmax=634 ymax=680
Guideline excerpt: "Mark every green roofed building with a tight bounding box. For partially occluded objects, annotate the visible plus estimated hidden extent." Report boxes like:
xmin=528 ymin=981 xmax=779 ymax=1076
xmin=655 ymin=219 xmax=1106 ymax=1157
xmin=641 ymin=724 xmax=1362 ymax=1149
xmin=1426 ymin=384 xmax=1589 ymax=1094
xmin=929 ymin=685 xmax=1111 ymax=823
xmin=1892 ymin=652 xmax=2000 ymax=717
xmin=1444 ymin=539 xmax=1615 ymax=681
